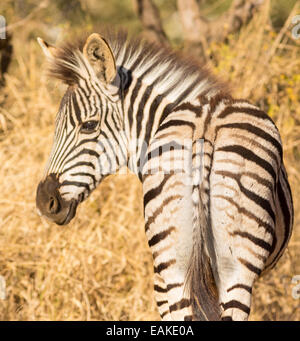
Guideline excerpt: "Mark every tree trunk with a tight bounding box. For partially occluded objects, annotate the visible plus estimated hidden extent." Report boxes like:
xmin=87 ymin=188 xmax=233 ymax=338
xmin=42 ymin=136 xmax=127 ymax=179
xmin=134 ymin=0 xmax=169 ymax=46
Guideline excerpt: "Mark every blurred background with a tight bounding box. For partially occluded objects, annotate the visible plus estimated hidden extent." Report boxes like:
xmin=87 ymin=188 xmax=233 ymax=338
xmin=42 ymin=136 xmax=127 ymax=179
xmin=0 ymin=0 xmax=299 ymax=320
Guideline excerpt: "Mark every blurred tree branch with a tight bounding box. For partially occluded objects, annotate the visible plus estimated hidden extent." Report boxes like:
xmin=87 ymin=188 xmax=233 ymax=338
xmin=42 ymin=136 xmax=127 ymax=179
xmin=0 ymin=0 xmax=49 ymax=35
xmin=133 ymin=0 xmax=264 ymax=61
xmin=133 ymin=0 xmax=169 ymax=45
xmin=0 ymin=0 xmax=49 ymax=87
xmin=209 ymin=0 xmax=265 ymax=42
xmin=177 ymin=0 xmax=265 ymax=60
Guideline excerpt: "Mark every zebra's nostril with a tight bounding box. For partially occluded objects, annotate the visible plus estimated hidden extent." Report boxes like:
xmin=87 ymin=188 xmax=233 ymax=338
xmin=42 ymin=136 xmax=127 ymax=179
xmin=48 ymin=196 xmax=60 ymax=215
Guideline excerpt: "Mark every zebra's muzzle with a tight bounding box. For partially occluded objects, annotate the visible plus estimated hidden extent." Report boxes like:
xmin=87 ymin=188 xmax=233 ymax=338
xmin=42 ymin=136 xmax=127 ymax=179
xmin=36 ymin=173 xmax=78 ymax=225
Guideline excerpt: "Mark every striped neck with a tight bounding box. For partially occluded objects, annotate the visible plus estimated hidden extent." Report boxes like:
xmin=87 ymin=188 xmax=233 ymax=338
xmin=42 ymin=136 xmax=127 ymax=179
xmin=117 ymin=65 xmax=217 ymax=180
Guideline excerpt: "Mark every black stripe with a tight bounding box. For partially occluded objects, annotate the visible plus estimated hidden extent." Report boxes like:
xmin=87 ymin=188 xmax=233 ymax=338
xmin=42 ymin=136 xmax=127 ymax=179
xmin=241 ymin=185 xmax=276 ymax=224
xmin=110 ymin=107 xmax=122 ymax=131
xmin=156 ymin=300 xmax=168 ymax=307
xmin=154 ymin=285 xmax=167 ymax=293
xmin=227 ymin=284 xmax=252 ymax=294
xmin=70 ymin=172 xmax=96 ymax=188
xmin=144 ymin=174 xmax=172 ymax=208
xmin=81 ymin=78 xmax=92 ymax=97
xmin=278 ymin=171 xmax=292 ymax=246
xmin=103 ymin=105 xmax=120 ymax=150
xmin=215 ymin=194 xmax=275 ymax=238
xmin=121 ymin=68 xmax=132 ymax=97
xmin=50 ymin=120 xmax=76 ymax=171
xmin=215 ymin=170 xmax=276 ymax=224
xmin=127 ymin=79 xmax=141 ymax=129
xmin=138 ymin=94 xmax=166 ymax=178
xmin=76 ymin=87 xmax=89 ymax=118
xmin=217 ymin=145 xmax=276 ymax=181
xmin=102 ymin=132 xmax=123 ymax=168
xmin=156 ymin=119 xmax=195 ymax=134
xmin=146 ymin=141 xmax=186 ymax=162
xmin=223 ymin=300 xmax=250 ymax=315
xmin=238 ymin=258 xmax=262 ymax=276
xmin=126 ymin=60 xmax=163 ymax=128
xmin=145 ymin=94 xmax=163 ymax=139
xmin=99 ymin=130 xmax=119 ymax=168
xmin=136 ymin=85 xmax=154 ymax=141
xmin=158 ymin=103 xmax=177 ymax=127
xmin=75 ymin=137 xmax=98 ymax=149
xmin=268 ymin=171 xmax=293 ymax=266
xmin=61 ymin=162 xmax=95 ymax=175
xmin=136 ymin=64 xmax=175 ymax=145
xmin=64 ymin=149 xmax=100 ymax=166
xmin=216 ymin=122 xmax=282 ymax=159
xmin=71 ymin=92 xmax=82 ymax=123
xmin=232 ymin=230 xmax=272 ymax=252
xmin=173 ymin=102 xmax=203 ymax=117
xmin=167 ymin=283 xmax=183 ymax=291
xmin=154 ymin=259 xmax=176 ymax=274
xmin=60 ymin=180 xmax=90 ymax=191
xmin=137 ymin=70 xmax=181 ymax=176
xmin=148 ymin=226 xmax=176 ymax=248
xmin=160 ymin=310 xmax=169 ymax=318
xmin=68 ymin=95 xmax=76 ymax=127
xmin=218 ymin=105 xmax=276 ymax=126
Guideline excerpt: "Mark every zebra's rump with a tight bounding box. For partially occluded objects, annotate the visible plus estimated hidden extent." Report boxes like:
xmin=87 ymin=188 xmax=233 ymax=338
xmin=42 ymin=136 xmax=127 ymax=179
xmin=205 ymin=99 xmax=293 ymax=276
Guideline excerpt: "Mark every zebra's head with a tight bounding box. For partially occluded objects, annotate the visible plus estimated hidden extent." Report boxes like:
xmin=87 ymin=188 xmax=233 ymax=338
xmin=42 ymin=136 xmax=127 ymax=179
xmin=36 ymin=33 xmax=126 ymax=225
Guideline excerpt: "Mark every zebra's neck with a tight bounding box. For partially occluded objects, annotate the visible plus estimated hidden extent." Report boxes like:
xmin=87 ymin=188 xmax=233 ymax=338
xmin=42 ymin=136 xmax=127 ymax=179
xmin=118 ymin=66 xmax=217 ymax=180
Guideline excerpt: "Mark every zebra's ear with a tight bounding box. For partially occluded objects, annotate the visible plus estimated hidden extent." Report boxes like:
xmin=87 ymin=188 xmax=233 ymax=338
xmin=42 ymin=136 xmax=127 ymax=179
xmin=37 ymin=37 xmax=58 ymax=59
xmin=83 ymin=33 xmax=116 ymax=84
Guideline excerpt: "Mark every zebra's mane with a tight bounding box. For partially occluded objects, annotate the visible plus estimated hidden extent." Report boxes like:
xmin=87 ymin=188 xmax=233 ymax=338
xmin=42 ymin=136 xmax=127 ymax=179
xmin=47 ymin=29 xmax=228 ymax=103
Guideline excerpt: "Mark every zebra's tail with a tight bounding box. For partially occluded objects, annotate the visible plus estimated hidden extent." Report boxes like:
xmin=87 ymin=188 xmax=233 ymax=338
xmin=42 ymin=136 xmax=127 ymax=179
xmin=185 ymin=189 xmax=221 ymax=321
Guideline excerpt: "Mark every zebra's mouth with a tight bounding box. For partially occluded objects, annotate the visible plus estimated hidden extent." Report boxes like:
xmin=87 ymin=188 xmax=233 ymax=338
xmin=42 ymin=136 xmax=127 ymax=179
xmin=57 ymin=199 xmax=78 ymax=225
xmin=36 ymin=174 xmax=79 ymax=226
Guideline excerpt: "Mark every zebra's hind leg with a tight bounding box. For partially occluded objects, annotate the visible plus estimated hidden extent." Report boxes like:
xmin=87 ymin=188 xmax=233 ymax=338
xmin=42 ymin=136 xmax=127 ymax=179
xmin=209 ymin=171 xmax=273 ymax=320
xmin=218 ymin=265 xmax=258 ymax=321
xmin=153 ymin=273 xmax=172 ymax=320
xmin=153 ymin=269 xmax=194 ymax=320
xmin=211 ymin=220 xmax=271 ymax=321
xmin=209 ymin=132 xmax=277 ymax=320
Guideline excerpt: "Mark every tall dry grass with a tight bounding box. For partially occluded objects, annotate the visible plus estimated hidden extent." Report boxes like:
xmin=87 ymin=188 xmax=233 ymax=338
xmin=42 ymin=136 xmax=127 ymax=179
xmin=0 ymin=1 xmax=299 ymax=320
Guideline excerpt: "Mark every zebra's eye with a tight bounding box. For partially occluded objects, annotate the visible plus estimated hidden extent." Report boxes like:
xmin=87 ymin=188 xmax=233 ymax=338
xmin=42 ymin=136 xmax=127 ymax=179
xmin=80 ymin=120 xmax=99 ymax=133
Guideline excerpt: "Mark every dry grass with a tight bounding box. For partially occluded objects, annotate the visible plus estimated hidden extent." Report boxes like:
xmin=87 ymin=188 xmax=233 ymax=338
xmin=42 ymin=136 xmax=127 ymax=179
xmin=0 ymin=1 xmax=299 ymax=321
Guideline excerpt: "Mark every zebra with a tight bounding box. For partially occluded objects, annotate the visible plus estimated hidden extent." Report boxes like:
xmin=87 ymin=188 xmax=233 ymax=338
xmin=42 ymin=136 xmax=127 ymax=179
xmin=36 ymin=30 xmax=293 ymax=321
